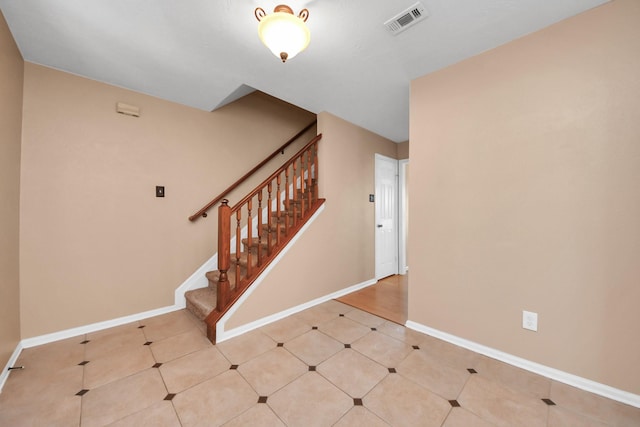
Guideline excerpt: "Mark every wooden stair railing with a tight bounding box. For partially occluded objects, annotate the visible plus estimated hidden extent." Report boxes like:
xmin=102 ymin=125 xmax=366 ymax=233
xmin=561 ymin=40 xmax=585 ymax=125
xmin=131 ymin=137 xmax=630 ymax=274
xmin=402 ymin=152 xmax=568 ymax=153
xmin=192 ymin=134 xmax=324 ymax=343
xmin=188 ymin=120 xmax=317 ymax=222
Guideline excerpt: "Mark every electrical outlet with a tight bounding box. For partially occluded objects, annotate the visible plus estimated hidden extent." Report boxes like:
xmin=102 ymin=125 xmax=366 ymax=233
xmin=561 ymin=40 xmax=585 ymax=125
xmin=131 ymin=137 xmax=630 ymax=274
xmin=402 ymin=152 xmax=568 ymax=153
xmin=522 ymin=310 xmax=538 ymax=332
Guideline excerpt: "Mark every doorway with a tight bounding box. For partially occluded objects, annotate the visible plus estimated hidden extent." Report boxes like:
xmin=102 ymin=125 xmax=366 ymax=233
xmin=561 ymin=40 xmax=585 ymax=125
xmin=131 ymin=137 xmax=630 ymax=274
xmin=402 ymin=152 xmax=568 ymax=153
xmin=374 ymin=154 xmax=399 ymax=279
xmin=337 ymin=153 xmax=408 ymax=323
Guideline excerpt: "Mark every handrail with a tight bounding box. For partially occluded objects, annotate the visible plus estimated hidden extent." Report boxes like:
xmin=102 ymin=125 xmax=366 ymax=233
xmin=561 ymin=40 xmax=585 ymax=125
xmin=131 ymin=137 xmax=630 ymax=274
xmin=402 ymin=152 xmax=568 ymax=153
xmin=231 ymin=134 xmax=322 ymax=211
xmin=188 ymin=120 xmax=317 ymax=221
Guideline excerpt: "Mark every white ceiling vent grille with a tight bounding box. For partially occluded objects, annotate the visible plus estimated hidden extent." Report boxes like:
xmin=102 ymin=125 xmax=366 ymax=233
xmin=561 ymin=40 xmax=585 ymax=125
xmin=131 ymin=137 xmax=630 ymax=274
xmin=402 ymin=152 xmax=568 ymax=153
xmin=384 ymin=2 xmax=428 ymax=35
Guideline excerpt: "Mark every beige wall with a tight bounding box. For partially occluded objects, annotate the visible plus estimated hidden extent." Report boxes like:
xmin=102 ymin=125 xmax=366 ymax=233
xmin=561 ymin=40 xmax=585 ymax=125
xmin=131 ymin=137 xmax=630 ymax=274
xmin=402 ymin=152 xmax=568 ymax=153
xmin=409 ymin=0 xmax=640 ymax=394
xmin=396 ymin=141 xmax=409 ymax=160
xmin=226 ymin=112 xmax=398 ymax=328
xmin=0 ymin=11 xmax=23 ymax=369
xmin=19 ymin=64 xmax=314 ymax=338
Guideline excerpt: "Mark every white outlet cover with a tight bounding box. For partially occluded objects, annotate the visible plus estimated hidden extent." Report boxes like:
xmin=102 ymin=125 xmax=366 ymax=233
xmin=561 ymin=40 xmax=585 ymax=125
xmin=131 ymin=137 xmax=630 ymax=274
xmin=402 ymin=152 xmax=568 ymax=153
xmin=522 ymin=310 xmax=538 ymax=332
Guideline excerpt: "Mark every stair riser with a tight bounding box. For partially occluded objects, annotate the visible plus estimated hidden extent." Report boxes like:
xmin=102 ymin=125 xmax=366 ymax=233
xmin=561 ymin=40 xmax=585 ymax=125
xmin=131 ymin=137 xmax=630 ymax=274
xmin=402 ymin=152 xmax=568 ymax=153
xmin=186 ymin=299 xmax=208 ymax=321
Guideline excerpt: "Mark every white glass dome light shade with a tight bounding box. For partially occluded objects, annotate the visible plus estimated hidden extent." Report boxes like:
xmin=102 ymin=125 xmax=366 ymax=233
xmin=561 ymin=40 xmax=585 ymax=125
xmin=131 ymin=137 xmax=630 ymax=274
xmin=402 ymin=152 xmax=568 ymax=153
xmin=256 ymin=6 xmax=310 ymax=62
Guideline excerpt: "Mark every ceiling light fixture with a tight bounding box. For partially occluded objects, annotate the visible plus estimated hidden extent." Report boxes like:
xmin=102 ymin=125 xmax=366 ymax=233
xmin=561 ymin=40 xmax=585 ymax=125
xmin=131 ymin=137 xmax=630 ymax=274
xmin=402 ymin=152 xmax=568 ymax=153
xmin=254 ymin=5 xmax=310 ymax=63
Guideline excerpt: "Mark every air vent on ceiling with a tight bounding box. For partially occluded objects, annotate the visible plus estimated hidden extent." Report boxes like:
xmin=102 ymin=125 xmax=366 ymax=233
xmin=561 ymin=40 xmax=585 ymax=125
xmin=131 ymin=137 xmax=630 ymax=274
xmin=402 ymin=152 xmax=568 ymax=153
xmin=384 ymin=2 xmax=428 ymax=35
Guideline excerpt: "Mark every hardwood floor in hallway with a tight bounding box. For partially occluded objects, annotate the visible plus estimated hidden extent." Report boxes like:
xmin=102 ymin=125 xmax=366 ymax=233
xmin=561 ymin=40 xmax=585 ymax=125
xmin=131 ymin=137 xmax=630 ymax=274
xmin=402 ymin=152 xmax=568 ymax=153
xmin=336 ymin=274 xmax=408 ymax=325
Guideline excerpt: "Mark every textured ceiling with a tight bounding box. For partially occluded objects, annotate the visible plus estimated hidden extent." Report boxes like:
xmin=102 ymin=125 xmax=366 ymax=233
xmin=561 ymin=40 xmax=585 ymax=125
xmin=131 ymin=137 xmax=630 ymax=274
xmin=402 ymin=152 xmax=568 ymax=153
xmin=0 ymin=0 xmax=608 ymax=142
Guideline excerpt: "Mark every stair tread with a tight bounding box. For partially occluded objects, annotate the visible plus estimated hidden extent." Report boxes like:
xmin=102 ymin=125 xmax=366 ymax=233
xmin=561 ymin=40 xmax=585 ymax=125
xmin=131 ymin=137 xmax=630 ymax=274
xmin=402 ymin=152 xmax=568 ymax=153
xmin=205 ymin=270 xmax=219 ymax=281
xmin=230 ymin=251 xmax=261 ymax=268
xmin=185 ymin=287 xmax=217 ymax=320
xmin=272 ymin=210 xmax=302 ymax=217
xmin=241 ymin=237 xmax=270 ymax=247
xmin=261 ymin=223 xmax=286 ymax=233
xmin=206 ymin=269 xmax=240 ymax=290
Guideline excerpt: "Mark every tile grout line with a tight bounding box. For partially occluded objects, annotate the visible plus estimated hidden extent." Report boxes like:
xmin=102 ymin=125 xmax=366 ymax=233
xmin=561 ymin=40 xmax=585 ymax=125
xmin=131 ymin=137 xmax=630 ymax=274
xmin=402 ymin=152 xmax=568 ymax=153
xmin=265 ymin=398 xmax=289 ymax=427
xmin=389 ymin=348 xmax=472 ymax=417
xmin=5 ymin=306 xmax=637 ymax=426
xmin=437 ymin=366 xmax=476 ymax=427
xmin=348 ymin=330 xmax=414 ymax=375
xmin=158 ymin=319 xmax=232 ymax=427
xmin=147 ymin=326 xmax=182 ymax=425
xmin=88 ymin=319 xmax=200 ymax=426
xmin=79 ymin=332 xmax=87 ymax=427
xmin=254 ymin=312 xmax=394 ymax=422
xmin=299 ymin=310 xmax=421 ymax=399
xmin=544 ymin=377 xmax=553 ymax=427
xmin=244 ymin=343 xmax=308 ymax=398
xmin=161 ymin=342 xmax=235 ymax=399
xmin=302 ymin=310 xmax=413 ymax=420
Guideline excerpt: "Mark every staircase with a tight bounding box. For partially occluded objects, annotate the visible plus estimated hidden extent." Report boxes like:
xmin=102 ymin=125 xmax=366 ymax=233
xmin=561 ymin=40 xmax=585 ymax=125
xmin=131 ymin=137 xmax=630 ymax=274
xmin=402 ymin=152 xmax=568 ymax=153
xmin=185 ymin=132 xmax=324 ymax=343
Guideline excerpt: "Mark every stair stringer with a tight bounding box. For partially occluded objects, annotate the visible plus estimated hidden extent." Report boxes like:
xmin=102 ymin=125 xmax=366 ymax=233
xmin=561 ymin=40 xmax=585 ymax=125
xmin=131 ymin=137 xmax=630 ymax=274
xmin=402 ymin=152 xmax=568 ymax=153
xmin=215 ymin=202 xmax=326 ymax=342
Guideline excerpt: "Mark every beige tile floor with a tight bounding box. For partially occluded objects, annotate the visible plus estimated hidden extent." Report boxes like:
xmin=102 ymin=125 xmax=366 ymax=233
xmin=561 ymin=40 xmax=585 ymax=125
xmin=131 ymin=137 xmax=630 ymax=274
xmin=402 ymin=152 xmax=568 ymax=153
xmin=1 ymin=301 xmax=639 ymax=426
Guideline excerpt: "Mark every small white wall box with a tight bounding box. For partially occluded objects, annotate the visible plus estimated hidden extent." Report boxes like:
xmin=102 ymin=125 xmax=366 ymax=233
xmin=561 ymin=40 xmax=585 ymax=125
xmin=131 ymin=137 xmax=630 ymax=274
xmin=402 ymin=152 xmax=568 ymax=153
xmin=522 ymin=310 xmax=538 ymax=332
xmin=116 ymin=102 xmax=140 ymax=117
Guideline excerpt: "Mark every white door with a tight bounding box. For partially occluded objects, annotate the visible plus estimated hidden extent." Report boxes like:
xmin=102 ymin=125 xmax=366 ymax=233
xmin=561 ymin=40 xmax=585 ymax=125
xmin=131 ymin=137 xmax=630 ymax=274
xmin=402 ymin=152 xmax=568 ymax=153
xmin=375 ymin=154 xmax=399 ymax=279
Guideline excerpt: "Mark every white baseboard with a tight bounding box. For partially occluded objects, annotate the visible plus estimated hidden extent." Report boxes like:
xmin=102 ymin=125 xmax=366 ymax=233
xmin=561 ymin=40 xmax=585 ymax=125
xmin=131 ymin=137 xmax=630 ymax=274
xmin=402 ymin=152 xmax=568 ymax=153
xmin=0 ymin=342 xmax=23 ymax=393
xmin=0 ymin=304 xmax=184 ymax=394
xmin=405 ymin=320 xmax=640 ymax=409
xmin=1 ymin=250 xmax=215 ymax=393
xmin=218 ymin=276 xmax=376 ymax=343
xmin=8 ymin=249 xmax=217 ymax=353
xmin=216 ymin=203 xmax=328 ymax=341
xmin=174 ymin=253 xmax=218 ymax=308
xmin=22 ymin=305 xmax=182 ymax=349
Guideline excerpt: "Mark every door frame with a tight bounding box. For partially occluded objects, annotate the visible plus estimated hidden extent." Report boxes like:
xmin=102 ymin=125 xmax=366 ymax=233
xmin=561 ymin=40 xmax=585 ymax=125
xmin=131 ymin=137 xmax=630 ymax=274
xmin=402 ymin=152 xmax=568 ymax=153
xmin=374 ymin=153 xmax=399 ymax=279
xmin=398 ymin=158 xmax=409 ymax=275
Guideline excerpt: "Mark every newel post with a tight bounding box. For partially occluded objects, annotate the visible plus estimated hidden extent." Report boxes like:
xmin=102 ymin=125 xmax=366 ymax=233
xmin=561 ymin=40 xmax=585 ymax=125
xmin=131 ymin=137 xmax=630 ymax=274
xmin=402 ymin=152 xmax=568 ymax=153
xmin=217 ymin=199 xmax=231 ymax=311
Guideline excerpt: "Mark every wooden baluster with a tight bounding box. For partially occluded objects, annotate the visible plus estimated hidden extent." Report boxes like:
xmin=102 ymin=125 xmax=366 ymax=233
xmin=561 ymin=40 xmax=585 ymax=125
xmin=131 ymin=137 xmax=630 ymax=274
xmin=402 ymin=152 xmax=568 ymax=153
xmin=235 ymin=209 xmax=241 ymax=289
xmin=246 ymin=199 xmax=253 ymax=277
xmin=257 ymin=190 xmax=263 ymax=267
xmin=313 ymin=142 xmax=319 ymax=203
xmin=217 ymin=200 xmax=231 ymax=312
xmin=284 ymin=166 xmax=290 ymax=234
xmin=276 ymin=175 xmax=282 ymax=245
xmin=299 ymin=154 xmax=305 ymax=218
xmin=306 ymin=147 xmax=313 ymax=211
xmin=267 ymin=182 xmax=273 ymax=255
xmin=301 ymin=154 xmax=307 ymax=217
xmin=292 ymin=158 xmax=299 ymax=227
xmin=204 ymin=135 xmax=323 ymax=345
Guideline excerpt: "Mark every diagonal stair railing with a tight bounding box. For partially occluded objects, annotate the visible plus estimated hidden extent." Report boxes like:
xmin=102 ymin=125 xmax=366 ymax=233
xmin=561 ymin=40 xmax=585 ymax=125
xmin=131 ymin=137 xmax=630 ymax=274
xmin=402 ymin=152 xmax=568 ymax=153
xmin=203 ymin=134 xmax=324 ymax=342
xmin=188 ymin=120 xmax=317 ymax=222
